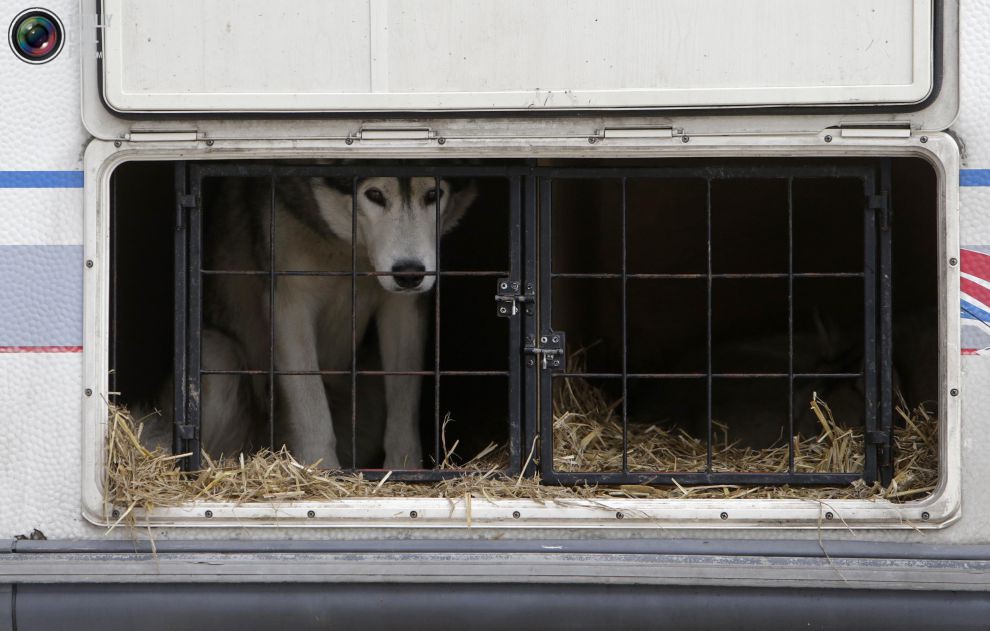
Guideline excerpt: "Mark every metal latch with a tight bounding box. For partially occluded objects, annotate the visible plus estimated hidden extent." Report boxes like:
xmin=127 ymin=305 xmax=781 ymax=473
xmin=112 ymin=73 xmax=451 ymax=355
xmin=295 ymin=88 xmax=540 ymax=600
xmin=495 ymin=278 xmax=533 ymax=317
xmin=525 ymin=332 xmax=566 ymax=371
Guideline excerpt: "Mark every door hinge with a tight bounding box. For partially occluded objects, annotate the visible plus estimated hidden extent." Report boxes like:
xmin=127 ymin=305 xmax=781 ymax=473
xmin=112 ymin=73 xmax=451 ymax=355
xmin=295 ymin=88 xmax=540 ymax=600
xmin=838 ymin=124 xmax=911 ymax=139
xmin=353 ymin=127 xmax=435 ymax=142
xmin=869 ymin=192 xmax=892 ymax=230
xmin=128 ymin=131 xmax=199 ymax=142
xmin=601 ymin=127 xmax=674 ymax=140
xmin=525 ymin=332 xmax=566 ymax=371
xmin=495 ymin=278 xmax=533 ymax=317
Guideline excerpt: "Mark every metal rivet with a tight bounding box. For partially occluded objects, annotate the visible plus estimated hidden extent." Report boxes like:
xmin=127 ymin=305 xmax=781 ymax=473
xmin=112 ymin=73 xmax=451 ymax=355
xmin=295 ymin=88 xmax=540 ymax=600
xmin=541 ymin=336 xmax=548 ymax=343
xmin=85 ymin=260 xmax=94 ymax=268
xmin=921 ymin=512 xmax=931 ymax=521
xmin=437 ymin=137 xmax=447 ymax=145
xmin=950 ymin=388 xmax=959 ymax=397
xmin=553 ymin=360 xmax=560 ymax=367
xmin=499 ymin=307 xmax=507 ymax=314
xmin=84 ymin=388 xmax=93 ymax=397
xmin=681 ymin=136 xmax=690 ymax=144
xmin=113 ymin=140 xmax=122 ymax=148
xmin=409 ymin=510 xmax=418 ymax=519
xmin=205 ymin=510 xmax=213 ymax=518
xmin=588 ymin=137 xmax=598 ymax=144
xmin=526 ymin=359 xmax=535 ymax=366
xmin=615 ymin=512 xmax=624 ymax=520
xmin=512 ymin=511 xmax=521 ymax=519
xmin=205 ymin=139 xmax=215 ymax=147
xmin=500 ymin=282 xmax=508 ymax=289
xmin=526 ymin=283 xmax=533 ymax=291
xmin=345 ymin=138 xmax=354 ymax=145
xmin=111 ymin=509 xmax=120 ymax=519
xmin=307 ymin=510 xmax=316 ymax=518
xmin=920 ymin=136 xmax=929 ymax=144
xmin=720 ymin=512 xmax=729 ymax=520
xmin=949 ymin=257 xmax=958 ymax=266
xmin=824 ymin=135 xmax=833 ymax=143
xmin=551 ymin=335 xmax=559 ymax=343
xmin=825 ymin=512 xmax=834 ymax=521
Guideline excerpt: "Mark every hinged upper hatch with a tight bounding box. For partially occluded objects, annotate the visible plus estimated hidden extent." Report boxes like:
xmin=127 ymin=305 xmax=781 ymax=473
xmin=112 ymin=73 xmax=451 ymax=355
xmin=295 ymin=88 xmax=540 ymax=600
xmin=84 ymin=0 xmax=957 ymax=138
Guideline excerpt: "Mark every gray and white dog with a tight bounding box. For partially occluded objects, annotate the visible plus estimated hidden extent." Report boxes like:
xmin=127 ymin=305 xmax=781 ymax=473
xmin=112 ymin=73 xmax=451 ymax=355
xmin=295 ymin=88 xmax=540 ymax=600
xmin=143 ymin=174 xmax=476 ymax=469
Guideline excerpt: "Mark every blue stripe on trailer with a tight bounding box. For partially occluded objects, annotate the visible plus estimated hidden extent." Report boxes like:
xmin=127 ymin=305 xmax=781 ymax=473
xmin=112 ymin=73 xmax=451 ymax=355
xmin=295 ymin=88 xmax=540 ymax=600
xmin=960 ymin=169 xmax=990 ymax=186
xmin=0 ymin=171 xmax=84 ymax=188
xmin=0 ymin=245 xmax=83 ymax=346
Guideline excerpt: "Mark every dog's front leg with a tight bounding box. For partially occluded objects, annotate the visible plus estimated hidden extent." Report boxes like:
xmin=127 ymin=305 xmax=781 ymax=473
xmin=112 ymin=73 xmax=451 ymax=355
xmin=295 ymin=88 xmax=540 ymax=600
xmin=274 ymin=310 xmax=340 ymax=468
xmin=377 ymin=293 xmax=427 ymax=469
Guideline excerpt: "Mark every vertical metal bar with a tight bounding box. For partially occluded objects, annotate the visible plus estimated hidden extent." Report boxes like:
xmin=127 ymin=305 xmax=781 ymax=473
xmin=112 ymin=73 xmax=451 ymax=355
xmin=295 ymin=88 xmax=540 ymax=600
xmin=705 ymin=178 xmax=713 ymax=473
xmin=172 ymin=163 xmax=188 ymax=461
xmin=620 ymin=177 xmax=629 ymax=474
xmin=522 ymin=173 xmax=539 ymax=476
xmin=186 ymin=168 xmax=203 ymax=471
xmin=538 ymin=177 xmax=555 ymax=478
xmin=351 ymin=176 xmax=358 ymax=469
xmin=269 ymin=176 xmax=276 ymax=450
xmin=434 ymin=176 xmax=442 ymax=469
xmin=862 ymin=174 xmax=879 ymax=484
xmin=507 ymin=175 xmax=523 ymax=474
xmin=787 ymin=178 xmax=795 ymax=473
xmin=110 ymin=171 xmax=118 ymax=398
xmin=878 ymin=159 xmax=894 ymax=485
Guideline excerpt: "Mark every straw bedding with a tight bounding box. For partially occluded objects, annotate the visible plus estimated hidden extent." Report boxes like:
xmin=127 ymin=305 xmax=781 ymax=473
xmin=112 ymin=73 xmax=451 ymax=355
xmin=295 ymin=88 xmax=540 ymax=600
xmin=105 ymin=365 xmax=937 ymax=519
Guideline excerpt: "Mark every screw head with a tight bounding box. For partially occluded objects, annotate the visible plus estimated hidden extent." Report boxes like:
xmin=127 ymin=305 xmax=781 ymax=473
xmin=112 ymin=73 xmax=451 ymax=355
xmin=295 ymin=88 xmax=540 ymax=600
xmin=588 ymin=137 xmax=598 ymax=144
xmin=920 ymin=136 xmax=929 ymax=144
xmin=526 ymin=359 xmax=535 ymax=366
xmin=113 ymin=140 xmax=122 ymax=148
xmin=681 ymin=136 xmax=690 ymax=143
xmin=553 ymin=360 xmax=560 ymax=367
xmin=437 ymin=137 xmax=447 ymax=145
xmin=720 ymin=512 xmax=729 ymax=520
xmin=307 ymin=510 xmax=316 ymax=518
xmin=500 ymin=282 xmax=508 ymax=289
xmin=85 ymin=260 xmax=94 ymax=268
xmin=551 ymin=335 xmax=559 ymax=343
xmin=111 ymin=509 xmax=120 ymax=519
xmin=344 ymin=137 xmax=354 ymax=145
xmin=205 ymin=510 xmax=213 ymax=518
xmin=825 ymin=512 xmax=834 ymax=521
xmin=541 ymin=336 xmax=548 ymax=343
xmin=615 ymin=512 xmax=624 ymax=520
xmin=409 ymin=510 xmax=419 ymax=519
xmin=205 ymin=139 xmax=215 ymax=147
xmin=950 ymin=388 xmax=959 ymax=397
xmin=84 ymin=388 xmax=93 ymax=397
xmin=512 ymin=511 xmax=521 ymax=519
xmin=949 ymin=257 xmax=958 ymax=266
xmin=921 ymin=511 xmax=931 ymax=521
xmin=499 ymin=307 xmax=507 ymax=314
xmin=824 ymin=135 xmax=833 ymax=143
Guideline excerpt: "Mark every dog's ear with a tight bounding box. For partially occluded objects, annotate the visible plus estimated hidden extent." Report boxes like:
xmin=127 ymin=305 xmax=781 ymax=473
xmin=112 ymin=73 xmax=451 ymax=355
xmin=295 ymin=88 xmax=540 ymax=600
xmin=442 ymin=178 xmax=478 ymax=233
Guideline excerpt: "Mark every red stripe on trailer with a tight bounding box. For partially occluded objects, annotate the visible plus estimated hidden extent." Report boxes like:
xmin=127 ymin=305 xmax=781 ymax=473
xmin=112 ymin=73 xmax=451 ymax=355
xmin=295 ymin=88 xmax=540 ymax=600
xmin=0 ymin=346 xmax=83 ymax=353
xmin=960 ymin=248 xmax=990 ymax=280
xmin=961 ymin=277 xmax=990 ymax=308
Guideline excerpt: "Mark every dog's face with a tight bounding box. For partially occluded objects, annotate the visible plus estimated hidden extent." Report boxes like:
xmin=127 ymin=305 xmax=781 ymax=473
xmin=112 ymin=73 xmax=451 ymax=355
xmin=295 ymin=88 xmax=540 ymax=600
xmin=309 ymin=176 xmax=477 ymax=292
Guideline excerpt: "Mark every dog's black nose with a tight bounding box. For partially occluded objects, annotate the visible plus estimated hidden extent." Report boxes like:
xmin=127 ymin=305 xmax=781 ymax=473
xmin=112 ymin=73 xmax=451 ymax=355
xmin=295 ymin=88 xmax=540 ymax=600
xmin=391 ymin=261 xmax=426 ymax=289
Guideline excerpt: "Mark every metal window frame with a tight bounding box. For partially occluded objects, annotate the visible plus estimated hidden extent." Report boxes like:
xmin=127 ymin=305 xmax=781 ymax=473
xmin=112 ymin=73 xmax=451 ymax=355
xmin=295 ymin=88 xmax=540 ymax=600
xmin=79 ymin=134 xmax=960 ymax=529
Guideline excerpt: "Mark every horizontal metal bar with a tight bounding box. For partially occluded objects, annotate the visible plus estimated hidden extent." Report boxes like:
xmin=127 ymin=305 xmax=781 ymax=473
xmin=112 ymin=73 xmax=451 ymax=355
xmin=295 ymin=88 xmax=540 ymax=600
xmin=192 ymin=163 xmax=878 ymax=182
xmin=550 ymin=272 xmax=864 ymax=280
xmin=200 ymin=269 xmax=508 ymax=278
xmin=543 ymin=471 xmax=863 ymax=486
xmin=555 ymin=372 xmax=864 ymax=380
xmin=201 ymin=370 xmax=510 ymax=377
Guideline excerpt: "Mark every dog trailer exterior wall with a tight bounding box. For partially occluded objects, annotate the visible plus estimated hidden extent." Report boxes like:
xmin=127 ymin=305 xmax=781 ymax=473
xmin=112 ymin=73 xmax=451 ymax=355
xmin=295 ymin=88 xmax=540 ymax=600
xmin=2 ymin=0 xmax=990 ymax=624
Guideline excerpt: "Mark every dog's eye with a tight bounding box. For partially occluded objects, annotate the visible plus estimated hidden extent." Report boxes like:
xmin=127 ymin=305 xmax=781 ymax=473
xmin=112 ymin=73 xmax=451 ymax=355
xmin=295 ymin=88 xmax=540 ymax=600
xmin=424 ymin=189 xmax=444 ymax=205
xmin=364 ymin=188 xmax=386 ymax=205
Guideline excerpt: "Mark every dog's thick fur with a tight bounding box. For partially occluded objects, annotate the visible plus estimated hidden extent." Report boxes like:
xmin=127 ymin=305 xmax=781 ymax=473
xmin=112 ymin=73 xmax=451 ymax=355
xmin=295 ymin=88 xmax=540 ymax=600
xmin=142 ymin=175 xmax=475 ymax=469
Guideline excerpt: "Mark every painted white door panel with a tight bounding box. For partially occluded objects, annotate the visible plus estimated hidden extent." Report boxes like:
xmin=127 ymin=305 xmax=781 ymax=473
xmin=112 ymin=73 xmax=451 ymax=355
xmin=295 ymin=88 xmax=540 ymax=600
xmin=101 ymin=0 xmax=934 ymax=113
